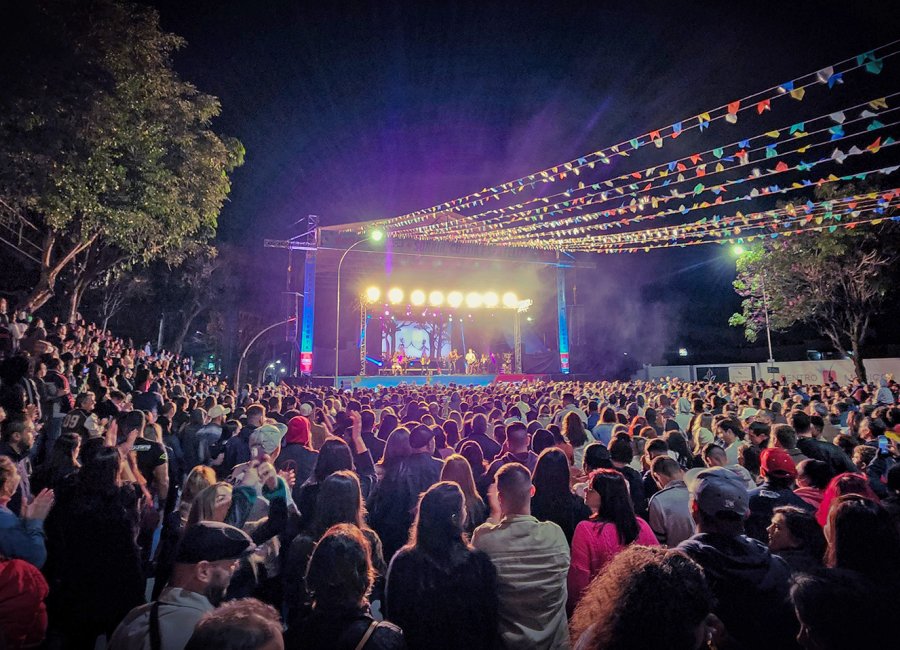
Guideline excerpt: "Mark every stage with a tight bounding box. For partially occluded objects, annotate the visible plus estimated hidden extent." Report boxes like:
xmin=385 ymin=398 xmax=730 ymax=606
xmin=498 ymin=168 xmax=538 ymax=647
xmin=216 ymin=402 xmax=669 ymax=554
xmin=335 ymin=373 xmax=545 ymax=388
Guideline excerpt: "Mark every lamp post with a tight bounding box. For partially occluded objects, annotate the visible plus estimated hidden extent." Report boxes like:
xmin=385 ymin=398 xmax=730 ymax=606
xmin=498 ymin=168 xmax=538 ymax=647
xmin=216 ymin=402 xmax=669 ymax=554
xmin=234 ymin=317 xmax=297 ymax=389
xmin=334 ymin=230 xmax=384 ymax=387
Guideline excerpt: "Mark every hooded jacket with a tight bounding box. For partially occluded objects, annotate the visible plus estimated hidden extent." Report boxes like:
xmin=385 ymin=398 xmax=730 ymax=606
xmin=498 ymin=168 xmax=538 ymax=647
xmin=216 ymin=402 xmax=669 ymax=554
xmin=678 ymin=532 xmax=798 ymax=649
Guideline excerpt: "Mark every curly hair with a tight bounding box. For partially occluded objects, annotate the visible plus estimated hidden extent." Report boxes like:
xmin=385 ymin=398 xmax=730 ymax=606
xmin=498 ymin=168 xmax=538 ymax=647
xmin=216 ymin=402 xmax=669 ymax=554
xmin=570 ymin=546 xmax=713 ymax=650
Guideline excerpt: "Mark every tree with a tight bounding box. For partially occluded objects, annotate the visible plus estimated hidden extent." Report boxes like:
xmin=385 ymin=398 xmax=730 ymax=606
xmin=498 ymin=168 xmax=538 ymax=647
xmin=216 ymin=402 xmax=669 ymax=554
xmin=729 ymin=223 xmax=900 ymax=383
xmin=0 ymin=0 xmax=244 ymax=313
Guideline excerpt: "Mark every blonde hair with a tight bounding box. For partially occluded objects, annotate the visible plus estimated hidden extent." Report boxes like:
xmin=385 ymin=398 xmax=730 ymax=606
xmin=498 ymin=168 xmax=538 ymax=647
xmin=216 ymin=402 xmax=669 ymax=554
xmin=187 ymin=482 xmax=232 ymax=527
xmin=181 ymin=466 xmax=216 ymax=506
xmin=440 ymin=454 xmax=484 ymax=524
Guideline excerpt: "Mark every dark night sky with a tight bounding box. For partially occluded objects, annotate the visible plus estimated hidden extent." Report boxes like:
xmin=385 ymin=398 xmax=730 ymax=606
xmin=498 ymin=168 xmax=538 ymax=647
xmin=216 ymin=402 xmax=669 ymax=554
xmin=146 ymin=0 xmax=900 ymax=365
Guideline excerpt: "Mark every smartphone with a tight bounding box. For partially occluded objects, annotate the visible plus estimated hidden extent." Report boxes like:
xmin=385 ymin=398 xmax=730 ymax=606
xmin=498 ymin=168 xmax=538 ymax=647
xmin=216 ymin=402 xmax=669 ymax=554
xmin=878 ymin=435 xmax=890 ymax=455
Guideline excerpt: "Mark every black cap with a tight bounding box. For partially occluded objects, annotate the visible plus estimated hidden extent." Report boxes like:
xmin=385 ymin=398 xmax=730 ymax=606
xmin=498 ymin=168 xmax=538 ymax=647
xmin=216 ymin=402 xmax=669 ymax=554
xmin=409 ymin=423 xmax=436 ymax=449
xmin=175 ymin=521 xmax=254 ymax=564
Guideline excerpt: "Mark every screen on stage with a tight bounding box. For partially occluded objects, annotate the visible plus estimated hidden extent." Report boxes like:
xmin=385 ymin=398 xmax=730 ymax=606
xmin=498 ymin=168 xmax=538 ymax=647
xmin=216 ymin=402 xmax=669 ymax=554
xmin=388 ymin=323 xmax=451 ymax=359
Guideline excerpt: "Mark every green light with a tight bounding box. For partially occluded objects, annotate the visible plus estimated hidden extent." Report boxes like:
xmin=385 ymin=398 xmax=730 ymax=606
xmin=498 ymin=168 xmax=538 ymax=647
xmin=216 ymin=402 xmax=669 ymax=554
xmin=731 ymin=244 xmax=745 ymax=256
xmin=369 ymin=229 xmax=385 ymax=242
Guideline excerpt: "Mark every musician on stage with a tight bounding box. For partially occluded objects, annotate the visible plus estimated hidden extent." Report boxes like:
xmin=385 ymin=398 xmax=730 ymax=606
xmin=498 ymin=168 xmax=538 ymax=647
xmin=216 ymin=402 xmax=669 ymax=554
xmin=465 ymin=348 xmax=477 ymax=375
xmin=391 ymin=352 xmax=404 ymax=375
xmin=421 ymin=351 xmax=431 ymax=369
xmin=448 ymin=349 xmax=460 ymax=373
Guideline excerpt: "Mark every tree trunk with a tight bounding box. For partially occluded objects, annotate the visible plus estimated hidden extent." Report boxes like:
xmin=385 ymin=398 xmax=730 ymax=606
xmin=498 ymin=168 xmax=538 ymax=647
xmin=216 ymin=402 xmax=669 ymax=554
xmin=171 ymin=304 xmax=205 ymax=354
xmin=20 ymin=231 xmax=98 ymax=314
xmin=851 ymin=334 xmax=867 ymax=384
xmin=66 ymin=277 xmax=87 ymax=324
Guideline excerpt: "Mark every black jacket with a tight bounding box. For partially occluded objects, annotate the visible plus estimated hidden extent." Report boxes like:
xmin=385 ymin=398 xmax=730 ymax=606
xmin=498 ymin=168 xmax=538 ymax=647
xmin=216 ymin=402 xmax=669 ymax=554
xmin=385 ymin=546 xmax=498 ymax=650
xmin=678 ymin=532 xmax=798 ymax=649
xmin=746 ymin=482 xmax=815 ymax=544
xmin=284 ymin=605 xmax=405 ymax=650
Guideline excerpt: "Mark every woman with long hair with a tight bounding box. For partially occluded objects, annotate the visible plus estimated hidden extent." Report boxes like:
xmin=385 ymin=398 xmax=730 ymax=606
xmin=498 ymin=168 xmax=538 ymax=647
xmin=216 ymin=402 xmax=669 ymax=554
xmin=531 ymin=448 xmax=591 ymax=544
xmin=375 ymin=427 xmax=411 ymax=479
xmin=767 ymin=505 xmax=826 ymax=574
xmin=570 ymin=547 xmax=715 ymax=650
xmin=440 ymin=454 xmax=487 ymax=533
xmin=459 ymin=440 xmax=491 ymax=501
xmin=816 ymin=472 xmax=880 ymax=526
xmin=824 ymin=494 xmax=900 ymax=589
xmin=44 ymin=446 xmax=144 ymax=649
xmin=385 ymin=482 xmax=499 ymax=650
xmin=285 ymin=524 xmax=404 ymax=650
xmin=30 ymin=431 xmax=80 ymax=493
xmin=563 ymin=411 xmax=589 ymax=468
xmin=567 ymin=469 xmax=658 ymax=613
xmin=665 ymin=430 xmax=694 ymax=470
xmin=284 ymin=471 xmax=386 ymax=627
xmin=376 ymin=411 xmax=399 ymax=442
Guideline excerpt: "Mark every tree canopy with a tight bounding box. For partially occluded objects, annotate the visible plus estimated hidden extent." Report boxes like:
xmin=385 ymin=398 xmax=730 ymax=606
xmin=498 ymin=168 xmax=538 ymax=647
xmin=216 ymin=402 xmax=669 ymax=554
xmin=0 ymin=0 xmax=244 ymax=312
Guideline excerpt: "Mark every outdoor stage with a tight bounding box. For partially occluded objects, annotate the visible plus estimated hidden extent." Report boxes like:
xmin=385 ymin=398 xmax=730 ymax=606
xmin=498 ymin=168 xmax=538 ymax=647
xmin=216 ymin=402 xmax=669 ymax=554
xmin=336 ymin=373 xmax=545 ymax=388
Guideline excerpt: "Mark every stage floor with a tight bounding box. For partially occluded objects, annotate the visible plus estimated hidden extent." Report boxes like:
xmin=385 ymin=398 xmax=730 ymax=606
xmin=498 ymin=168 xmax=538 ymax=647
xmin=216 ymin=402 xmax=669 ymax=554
xmin=336 ymin=373 xmax=543 ymax=388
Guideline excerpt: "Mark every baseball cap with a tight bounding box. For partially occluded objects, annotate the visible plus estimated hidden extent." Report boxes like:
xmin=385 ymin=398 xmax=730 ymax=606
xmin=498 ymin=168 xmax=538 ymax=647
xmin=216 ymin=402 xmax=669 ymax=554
xmin=409 ymin=424 xmax=436 ymax=449
xmin=175 ymin=521 xmax=253 ymax=564
xmin=760 ymin=447 xmax=797 ymax=478
xmin=249 ymin=423 xmax=288 ymax=454
xmin=298 ymin=403 xmax=314 ymax=417
xmin=687 ymin=466 xmax=749 ymax=518
xmin=208 ymin=405 xmax=231 ymax=419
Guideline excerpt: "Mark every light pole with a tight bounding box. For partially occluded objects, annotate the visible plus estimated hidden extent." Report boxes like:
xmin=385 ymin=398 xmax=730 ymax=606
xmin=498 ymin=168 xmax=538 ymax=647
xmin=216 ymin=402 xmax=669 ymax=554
xmin=335 ymin=229 xmax=385 ymax=386
xmin=234 ymin=317 xmax=296 ymax=389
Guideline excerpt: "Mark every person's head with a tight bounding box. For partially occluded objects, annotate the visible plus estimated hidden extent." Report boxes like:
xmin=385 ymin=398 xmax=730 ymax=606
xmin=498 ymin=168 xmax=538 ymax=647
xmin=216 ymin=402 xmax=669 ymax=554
xmin=747 ymin=420 xmax=771 ymax=446
xmin=48 ymin=431 xmax=81 ymax=468
xmin=563 ymin=411 xmax=588 ymax=447
xmin=796 ymin=459 xmax=832 ymax=490
xmin=716 ymin=419 xmax=743 ymax=446
xmin=505 ymin=421 xmax=528 ymax=453
xmin=245 ymin=404 xmax=266 ymax=427
xmin=188 ymin=482 xmax=234 ymax=526
xmin=377 ymin=411 xmax=399 ymax=440
xmin=790 ymin=570 xmax=883 ymax=650
xmin=185 ymin=598 xmax=283 ymax=650
xmin=688 ymin=466 xmax=749 ymax=536
xmin=701 ymin=443 xmax=727 ymax=468
xmin=79 ymin=445 xmax=123 ymax=495
xmin=851 ymin=444 xmax=877 ymax=472
xmin=495 ymin=462 xmax=533 ymax=516
xmin=789 ymin=410 xmax=812 ymax=436
xmin=0 ymin=456 xmax=20 ymax=502
xmin=531 ymin=448 xmax=572 ymax=502
xmin=171 ymin=521 xmax=254 ymax=606
xmin=440 ymin=454 xmax=479 ymax=502
xmin=182 ymin=466 xmax=217 ymax=506
xmin=117 ymin=410 xmax=145 ymax=448
xmin=311 ymin=471 xmax=365 ymax=538
xmin=313 ymin=438 xmax=353 ymax=483
xmin=771 ymin=424 xmax=799 ymax=451
xmin=458 ymin=440 xmax=485 ymax=476
xmin=816 ymin=472 xmax=879 ymax=526
xmin=824 ymin=495 xmax=900 ymax=584
xmin=650 ymin=456 xmax=683 ymax=490
xmin=609 ymin=436 xmax=634 ymax=467
xmin=530 ymin=429 xmax=554 ymax=454
xmin=1 ymin=418 xmax=35 ymax=454
xmin=585 ymin=469 xmax=639 ymax=545
xmin=408 ymin=424 xmax=435 ymax=454
xmin=759 ymin=447 xmax=797 ymax=489
xmin=306 ymin=523 xmax=374 ymax=610
xmin=409 ymin=481 xmax=467 ymax=559
xmin=570 ymin=546 xmax=714 ymax=650
xmin=767 ymin=506 xmax=826 ymax=560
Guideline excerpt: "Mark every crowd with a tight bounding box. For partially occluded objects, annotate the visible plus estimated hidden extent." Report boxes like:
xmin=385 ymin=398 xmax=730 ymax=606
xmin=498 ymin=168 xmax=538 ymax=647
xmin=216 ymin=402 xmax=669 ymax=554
xmin=1 ymin=303 xmax=899 ymax=649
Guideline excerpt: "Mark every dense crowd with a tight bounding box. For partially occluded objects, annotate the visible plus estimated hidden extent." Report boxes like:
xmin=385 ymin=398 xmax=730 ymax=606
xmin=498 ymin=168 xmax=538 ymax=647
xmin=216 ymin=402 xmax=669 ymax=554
xmin=1 ymin=303 xmax=899 ymax=649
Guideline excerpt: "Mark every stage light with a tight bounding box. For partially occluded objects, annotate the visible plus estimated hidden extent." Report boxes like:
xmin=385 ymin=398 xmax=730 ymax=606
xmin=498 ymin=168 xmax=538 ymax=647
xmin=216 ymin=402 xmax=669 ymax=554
xmin=428 ymin=290 xmax=444 ymax=306
xmin=483 ymin=291 xmax=499 ymax=308
xmin=447 ymin=291 xmax=464 ymax=308
xmin=502 ymin=292 xmax=519 ymax=308
xmin=369 ymin=229 xmax=385 ymax=242
xmin=410 ymin=289 xmax=426 ymax=306
xmin=365 ymin=286 xmax=381 ymax=303
xmin=466 ymin=292 xmax=483 ymax=308
xmin=387 ymin=288 xmax=404 ymax=304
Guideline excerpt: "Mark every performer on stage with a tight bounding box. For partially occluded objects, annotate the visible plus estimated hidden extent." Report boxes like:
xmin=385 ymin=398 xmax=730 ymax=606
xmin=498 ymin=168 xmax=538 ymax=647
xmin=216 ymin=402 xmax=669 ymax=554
xmin=421 ymin=351 xmax=431 ymax=369
xmin=465 ymin=348 xmax=476 ymax=375
xmin=449 ymin=349 xmax=460 ymax=373
xmin=391 ymin=352 xmax=404 ymax=375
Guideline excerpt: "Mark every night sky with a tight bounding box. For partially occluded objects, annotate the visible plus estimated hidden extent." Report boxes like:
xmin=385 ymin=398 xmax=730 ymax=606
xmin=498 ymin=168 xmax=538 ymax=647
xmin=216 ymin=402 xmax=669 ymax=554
xmin=146 ymin=0 xmax=900 ymax=367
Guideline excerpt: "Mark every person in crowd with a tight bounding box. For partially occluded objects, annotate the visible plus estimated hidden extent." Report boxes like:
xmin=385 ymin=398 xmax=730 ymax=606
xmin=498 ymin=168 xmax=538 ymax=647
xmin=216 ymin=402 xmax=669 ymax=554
xmin=194 ymin=404 xmax=229 ymax=465
xmin=790 ymin=411 xmax=856 ymax=475
xmin=698 ymin=443 xmax=756 ymax=490
xmin=457 ymin=412 xmax=501 ymax=461
xmin=567 ymin=468 xmax=658 ymax=612
xmin=110 ymin=521 xmax=253 ymax=650
xmin=153 ymin=465 xmax=217 ymax=600
xmin=640 ymin=437 xmax=670 ymax=500
xmin=0 ymin=455 xmax=53 ymax=568
xmin=717 ymin=417 xmax=748 ymax=465
xmin=789 ymin=570 xmax=884 ymax=650
xmin=562 ymin=411 xmax=590 ymax=469
xmin=823 ymin=494 xmax=900 ymax=589
xmin=284 ymin=524 xmax=404 ymax=650
xmin=283 ymin=471 xmax=385 ymax=627
xmin=815 ymin=471 xmax=880 ymax=526
xmin=570 ymin=546 xmax=717 ymax=650
xmin=30 ymin=431 xmax=80 ymax=493
xmin=185 ymin=598 xmax=284 ymax=650
xmin=793 ymin=458 xmax=833 ymax=509
xmin=770 ymin=424 xmax=808 ymax=466
xmin=386 ymin=482 xmax=499 ymax=650
xmin=678 ymin=467 xmax=797 ymax=649
xmin=459 ymin=439 xmax=492 ymax=500
xmin=486 ymin=421 xmax=537 ymax=478
xmin=440 ymin=454 xmax=488 ymax=534
xmin=401 ymin=423 xmax=443 ymax=486
xmin=275 ymin=415 xmax=318 ymax=502
xmin=608 ymin=434 xmax=648 ymax=518
xmin=375 ymin=426 xmax=411 ymax=480
xmin=767 ymin=505 xmax=826 ymax=573
xmin=590 ymin=406 xmax=617 ymax=446
xmin=0 ymin=417 xmax=35 ymax=516
xmin=745 ymin=447 xmax=814 ymax=543
xmin=472 ymin=463 xmax=570 ymax=650
xmin=648 ymin=456 xmax=694 ymax=547
xmin=222 ymin=404 xmax=264 ymax=475
xmin=530 ymin=447 xmax=591 ymax=544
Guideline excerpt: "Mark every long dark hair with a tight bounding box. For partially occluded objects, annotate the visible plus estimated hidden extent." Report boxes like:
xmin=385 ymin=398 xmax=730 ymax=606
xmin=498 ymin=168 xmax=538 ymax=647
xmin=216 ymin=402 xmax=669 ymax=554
xmin=590 ymin=469 xmax=639 ymax=545
xmin=306 ymin=523 xmax=374 ymax=609
xmin=409 ymin=482 xmax=469 ymax=566
xmin=42 ymin=431 xmax=80 ymax=483
xmin=825 ymin=495 xmax=900 ymax=586
xmin=78 ymin=445 xmax=122 ymax=497
xmin=312 ymin=439 xmax=353 ymax=484
xmin=377 ymin=412 xmax=398 ymax=441
xmin=532 ymin=448 xmax=574 ymax=524
xmin=310 ymin=471 xmax=366 ymax=539
xmin=563 ymin=412 xmax=588 ymax=447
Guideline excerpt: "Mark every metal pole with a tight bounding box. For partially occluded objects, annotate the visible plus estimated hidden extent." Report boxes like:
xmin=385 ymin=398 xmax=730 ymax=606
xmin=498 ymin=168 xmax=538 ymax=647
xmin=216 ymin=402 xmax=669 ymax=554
xmin=234 ymin=317 xmax=296 ymax=389
xmin=761 ymin=270 xmax=775 ymax=365
xmin=360 ymin=300 xmax=367 ymax=376
xmin=334 ymin=239 xmax=368 ymax=387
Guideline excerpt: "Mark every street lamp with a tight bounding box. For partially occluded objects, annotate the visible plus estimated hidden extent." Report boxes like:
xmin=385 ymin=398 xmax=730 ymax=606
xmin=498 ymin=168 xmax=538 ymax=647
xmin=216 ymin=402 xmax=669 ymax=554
xmin=732 ymin=244 xmax=775 ymax=369
xmin=234 ymin=317 xmax=297 ymax=389
xmin=335 ymin=229 xmax=385 ymax=386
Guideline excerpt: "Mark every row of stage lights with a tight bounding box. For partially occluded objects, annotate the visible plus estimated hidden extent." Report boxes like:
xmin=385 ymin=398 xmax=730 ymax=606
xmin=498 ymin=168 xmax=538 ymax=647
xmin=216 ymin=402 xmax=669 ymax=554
xmin=363 ymin=287 xmax=524 ymax=310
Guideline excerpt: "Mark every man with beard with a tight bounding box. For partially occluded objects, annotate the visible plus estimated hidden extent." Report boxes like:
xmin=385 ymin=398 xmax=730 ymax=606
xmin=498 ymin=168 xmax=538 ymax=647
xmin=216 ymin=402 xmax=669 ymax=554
xmin=0 ymin=418 xmax=35 ymax=516
xmin=109 ymin=521 xmax=253 ymax=650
